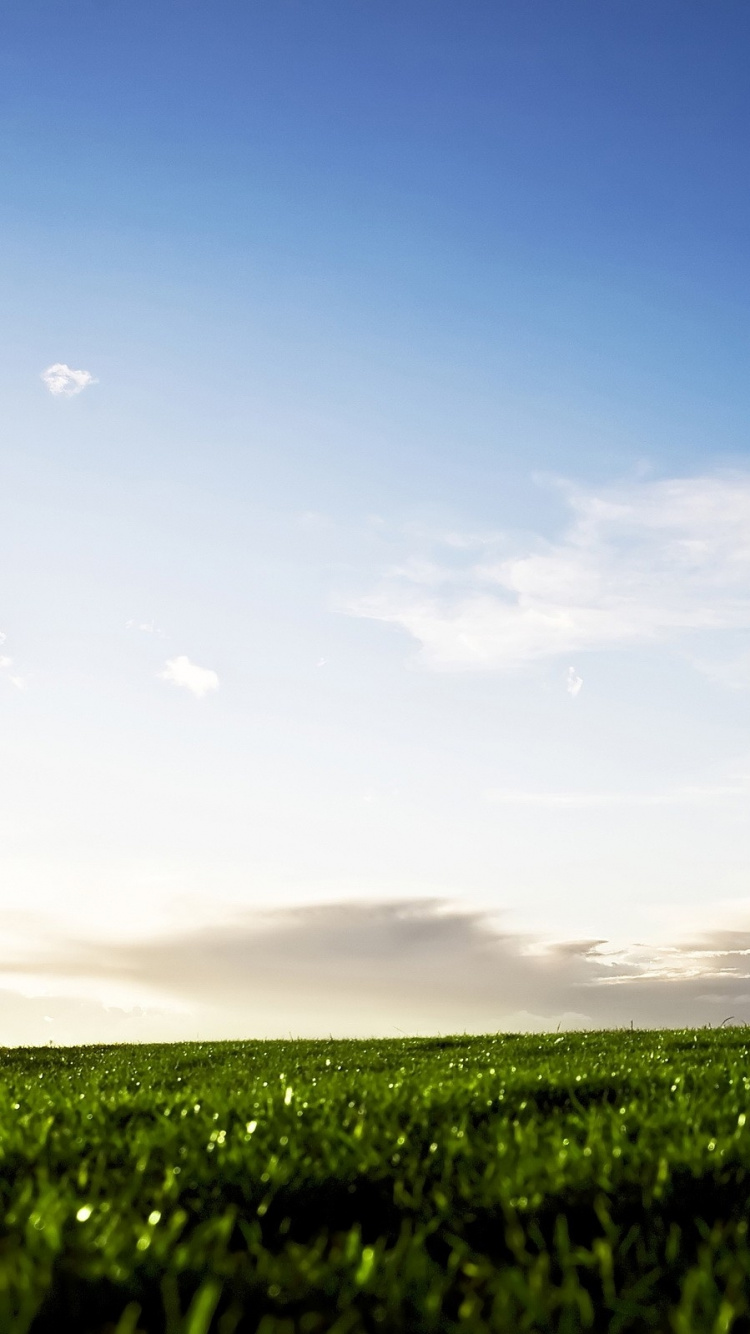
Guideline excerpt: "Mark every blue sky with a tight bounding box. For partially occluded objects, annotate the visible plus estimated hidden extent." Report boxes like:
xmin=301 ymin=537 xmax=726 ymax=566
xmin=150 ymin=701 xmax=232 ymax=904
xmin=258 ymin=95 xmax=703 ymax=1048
xmin=2 ymin=2 xmax=750 ymax=1040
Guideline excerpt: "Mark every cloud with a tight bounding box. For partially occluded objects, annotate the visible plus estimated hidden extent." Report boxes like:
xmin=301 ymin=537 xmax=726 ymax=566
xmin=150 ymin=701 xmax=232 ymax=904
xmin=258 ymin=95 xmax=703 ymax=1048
xmin=348 ymin=474 xmax=750 ymax=671
xmin=0 ymin=901 xmax=603 ymax=1036
xmin=694 ymin=650 xmax=750 ymax=691
xmin=126 ymin=619 xmax=165 ymax=636
xmin=566 ymin=665 xmax=583 ymax=696
xmin=0 ymin=635 xmax=26 ymax=690
xmin=41 ymin=363 xmax=97 ymax=397
xmin=159 ymin=655 xmax=219 ymax=699
xmin=0 ymin=659 xmax=25 ymax=690
xmin=484 ymin=779 xmax=750 ymax=808
xmin=0 ymin=988 xmax=194 ymax=1046
xmin=8 ymin=898 xmax=750 ymax=1040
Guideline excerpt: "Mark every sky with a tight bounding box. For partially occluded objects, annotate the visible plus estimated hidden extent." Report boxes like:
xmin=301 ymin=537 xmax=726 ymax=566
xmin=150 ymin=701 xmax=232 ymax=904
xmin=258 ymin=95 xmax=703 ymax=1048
xmin=2 ymin=0 xmax=750 ymax=1041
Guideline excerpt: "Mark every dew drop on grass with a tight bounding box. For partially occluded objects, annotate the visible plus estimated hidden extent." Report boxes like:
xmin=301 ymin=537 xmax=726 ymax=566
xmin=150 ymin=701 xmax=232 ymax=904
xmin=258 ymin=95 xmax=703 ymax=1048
xmin=355 ymin=1247 xmax=375 ymax=1285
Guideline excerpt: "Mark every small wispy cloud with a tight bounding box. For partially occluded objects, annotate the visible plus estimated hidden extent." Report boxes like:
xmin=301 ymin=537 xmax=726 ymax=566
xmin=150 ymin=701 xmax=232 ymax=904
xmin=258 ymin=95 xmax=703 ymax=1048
xmin=0 ymin=635 xmax=25 ymax=690
xmin=126 ymin=619 xmax=165 ymax=637
xmin=566 ymin=666 xmax=583 ymax=696
xmin=484 ymin=779 xmax=750 ymax=808
xmin=694 ymin=650 xmax=750 ymax=691
xmin=486 ymin=789 xmax=625 ymax=809
xmin=159 ymin=655 xmax=219 ymax=699
xmin=348 ymin=473 xmax=750 ymax=673
xmin=41 ymin=363 xmax=97 ymax=397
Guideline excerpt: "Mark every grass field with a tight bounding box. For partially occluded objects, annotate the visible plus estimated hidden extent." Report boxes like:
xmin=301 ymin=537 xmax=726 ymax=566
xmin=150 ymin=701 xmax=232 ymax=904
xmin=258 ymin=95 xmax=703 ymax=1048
xmin=3 ymin=1031 xmax=750 ymax=1332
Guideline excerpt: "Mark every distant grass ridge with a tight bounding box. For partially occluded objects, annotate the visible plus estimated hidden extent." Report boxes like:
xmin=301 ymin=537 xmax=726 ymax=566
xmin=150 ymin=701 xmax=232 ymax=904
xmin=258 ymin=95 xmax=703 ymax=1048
xmin=2 ymin=1031 xmax=750 ymax=1331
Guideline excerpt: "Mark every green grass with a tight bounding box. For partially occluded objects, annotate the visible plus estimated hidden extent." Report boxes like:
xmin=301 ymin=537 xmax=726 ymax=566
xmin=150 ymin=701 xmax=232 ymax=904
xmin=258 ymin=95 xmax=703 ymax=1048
xmin=2 ymin=1031 xmax=750 ymax=1332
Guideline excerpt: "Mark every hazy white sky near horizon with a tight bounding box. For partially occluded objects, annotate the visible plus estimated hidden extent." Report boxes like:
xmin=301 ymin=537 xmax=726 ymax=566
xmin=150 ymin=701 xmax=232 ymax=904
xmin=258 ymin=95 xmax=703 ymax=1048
xmin=2 ymin=1 xmax=750 ymax=1039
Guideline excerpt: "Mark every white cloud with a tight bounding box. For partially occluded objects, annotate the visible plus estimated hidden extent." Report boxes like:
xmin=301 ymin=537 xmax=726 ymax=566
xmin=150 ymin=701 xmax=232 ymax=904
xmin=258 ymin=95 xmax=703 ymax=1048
xmin=694 ymin=649 xmax=750 ymax=691
xmin=41 ymin=363 xmax=97 ymax=397
xmin=349 ymin=474 xmax=750 ymax=671
xmin=566 ymin=665 xmax=583 ymax=696
xmin=126 ymin=619 xmax=165 ymax=636
xmin=0 ymin=636 xmax=25 ymax=690
xmin=484 ymin=779 xmax=750 ymax=808
xmin=159 ymin=655 xmax=219 ymax=699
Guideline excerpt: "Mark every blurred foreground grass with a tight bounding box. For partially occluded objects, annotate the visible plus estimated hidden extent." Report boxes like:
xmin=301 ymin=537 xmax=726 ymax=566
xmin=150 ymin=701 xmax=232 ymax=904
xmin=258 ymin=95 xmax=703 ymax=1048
xmin=2 ymin=1032 xmax=750 ymax=1331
